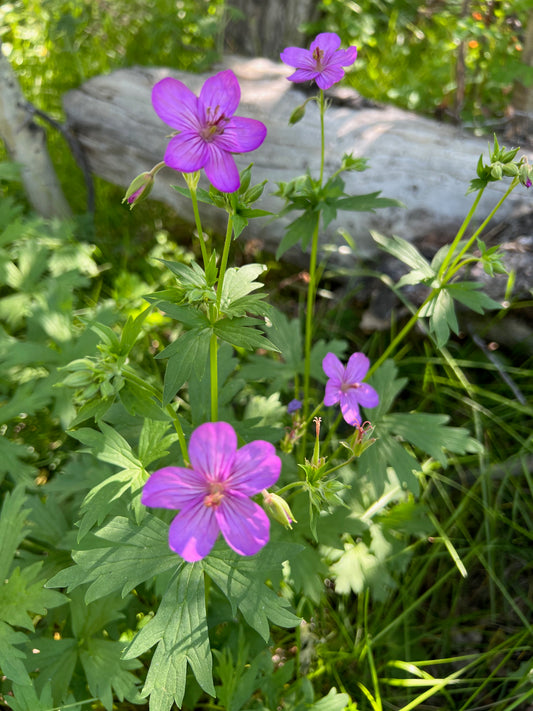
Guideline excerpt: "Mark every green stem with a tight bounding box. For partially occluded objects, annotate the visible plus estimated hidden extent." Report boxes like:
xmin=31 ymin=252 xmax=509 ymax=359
xmin=367 ymin=298 xmax=429 ymax=377
xmin=302 ymin=91 xmax=326 ymax=433
xmin=437 ymin=188 xmax=484 ymax=280
xmin=445 ymin=179 xmax=517 ymax=280
xmin=216 ymin=216 xmax=234 ymax=312
xmin=210 ymin=331 xmax=218 ymax=422
xmin=210 ymin=215 xmax=234 ymax=422
xmin=190 ymin=185 xmax=210 ymax=268
xmin=302 ymin=215 xmax=321 ymax=425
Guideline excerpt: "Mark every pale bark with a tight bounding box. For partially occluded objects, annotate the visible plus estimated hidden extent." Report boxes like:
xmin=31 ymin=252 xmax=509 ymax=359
xmin=0 ymin=45 xmax=71 ymax=218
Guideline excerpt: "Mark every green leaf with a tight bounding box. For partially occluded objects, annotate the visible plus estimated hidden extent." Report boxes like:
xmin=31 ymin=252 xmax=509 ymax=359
xmin=385 ymin=412 xmax=482 ymax=467
xmin=0 ymin=621 xmax=31 ymax=685
xmin=46 ymin=515 xmax=179 ymax=602
xmin=123 ymin=565 xmax=215 ymax=711
xmin=28 ymin=637 xmax=78 ymax=704
xmin=423 ymin=289 xmax=458 ymax=348
xmin=202 ymin=544 xmax=301 ymax=641
xmin=359 ymin=433 xmax=420 ymax=496
xmin=138 ymin=419 xmax=177 ymax=469
xmin=447 ymin=281 xmax=501 ymax=313
xmin=214 ymin=318 xmax=278 ymax=352
xmin=371 ymin=231 xmax=435 ymax=278
xmin=80 ymin=638 xmax=142 ymax=711
xmin=0 ymin=486 xmax=29 ymax=581
xmin=5 ymin=682 xmax=57 ymax=711
xmin=336 ymin=192 xmax=404 ymax=212
xmin=160 ymin=328 xmax=212 ymax=405
xmin=331 ymin=540 xmax=395 ymax=601
xmin=219 ymin=264 xmax=266 ymax=310
xmin=311 ymin=687 xmax=351 ymax=711
xmin=0 ymin=562 xmax=66 ymax=630
xmin=276 ymin=211 xmax=318 ymax=259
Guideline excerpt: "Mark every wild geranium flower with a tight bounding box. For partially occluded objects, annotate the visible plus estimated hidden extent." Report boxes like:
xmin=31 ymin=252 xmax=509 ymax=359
xmin=142 ymin=422 xmax=281 ymax=562
xmin=280 ymin=32 xmax=357 ymax=91
xmin=151 ymin=69 xmax=267 ymax=193
xmin=322 ymin=352 xmax=379 ymax=426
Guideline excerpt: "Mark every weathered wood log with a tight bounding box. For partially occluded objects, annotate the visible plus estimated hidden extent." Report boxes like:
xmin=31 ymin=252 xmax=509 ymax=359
xmin=63 ymin=55 xmax=533 ymax=259
xmin=0 ymin=45 xmax=71 ymax=219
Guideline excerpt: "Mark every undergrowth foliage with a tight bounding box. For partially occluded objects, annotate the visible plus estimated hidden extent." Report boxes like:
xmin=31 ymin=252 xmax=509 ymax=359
xmin=1 ymin=32 xmax=533 ymax=711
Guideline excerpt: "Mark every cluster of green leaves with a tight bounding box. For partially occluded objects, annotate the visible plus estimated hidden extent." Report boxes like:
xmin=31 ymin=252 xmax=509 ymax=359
xmin=274 ymin=152 xmax=402 ymax=259
xmin=316 ymin=0 xmax=533 ymax=124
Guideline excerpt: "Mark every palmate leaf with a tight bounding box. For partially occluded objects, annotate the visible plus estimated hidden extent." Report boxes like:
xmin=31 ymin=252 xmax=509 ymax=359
xmin=46 ymin=515 xmax=178 ymax=603
xmin=0 ymin=562 xmax=66 ymax=630
xmin=4 ymin=682 xmax=59 ymax=711
xmin=202 ymin=544 xmax=301 ymax=641
xmin=159 ymin=327 xmax=212 ymax=405
xmin=214 ymin=317 xmax=278 ymax=352
xmin=0 ymin=486 xmax=29 ymax=581
xmin=358 ymin=359 xmax=481 ymax=495
xmin=80 ymin=638 xmax=143 ymax=711
xmin=70 ymin=423 xmax=147 ymax=537
xmin=123 ymin=564 xmax=215 ymax=711
xmin=371 ymin=230 xmax=435 ymax=278
xmin=276 ymin=210 xmax=318 ymax=259
xmin=0 ymin=621 xmax=31 ymax=685
xmin=336 ymin=192 xmax=404 ymax=213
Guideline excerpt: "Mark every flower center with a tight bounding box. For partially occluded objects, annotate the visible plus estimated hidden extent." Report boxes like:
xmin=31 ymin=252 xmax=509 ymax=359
xmin=312 ymin=47 xmax=325 ymax=70
xmin=201 ymin=106 xmax=230 ymax=142
xmin=341 ymin=381 xmax=360 ymax=394
xmin=203 ymin=481 xmax=225 ymax=508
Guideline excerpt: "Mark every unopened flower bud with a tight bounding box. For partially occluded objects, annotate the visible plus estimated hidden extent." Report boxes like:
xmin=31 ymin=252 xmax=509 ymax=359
xmin=490 ymin=163 xmax=503 ymax=180
xmin=122 ymin=172 xmax=154 ymax=209
xmin=262 ymin=491 xmax=297 ymax=529
xmin=289 ymin=105 xmax=306 ymax=125
xmin=519 ymin=162 xmax=532 ymax=188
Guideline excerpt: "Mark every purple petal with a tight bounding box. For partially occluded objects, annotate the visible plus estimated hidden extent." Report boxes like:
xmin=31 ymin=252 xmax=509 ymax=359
xmin=216 ymin=495 xmax=270 ymax=556
xmin=229 ymin=441 xmax=281 ymax=495
xmin=315 ymin=66 xmax=345 ymax=90
xmin=280 ymin=46 xmax=313 ymax=69
xmin=168 ymin=505 xmax=219 ymax=562
xmin=286 ymin=68 xmax=320 ymax=84
xmin=334 ymin=46 xmax=358 ymax=67
xmin=340 ymin=391 xmax=362 ymax=427
xmin=322 ymin=352 xmax=344 ymax=381
xmin=188 ymin=422 xmax=236 ymax=482
xmin=344 ymin=352 xmax=370 ymax=383
xmin=310 ymin=32 xmax=342 ymax=54
xmin=216 ymin=116 xmax=267 ymax=153
xmin=355 ymin=383 xmax=379 ymax=409
xmin=142 ymin=466 xmax=206 ymax=510
xmin=164 ymin=133 xmax=209 ymax=172
xmin=199 ymin=69 xmax=240 ymax=119
xmin=152 ymin=77 xmax=200 ymax=131
xmin=324 ymin=380 xmax=342 ymax=407
xmin=204 ymin=145 xmax=240 ymax=193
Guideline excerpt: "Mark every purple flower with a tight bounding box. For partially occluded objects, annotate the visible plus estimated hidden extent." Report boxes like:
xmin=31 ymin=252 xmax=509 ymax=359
xmin=280 ymin=32 xmax=357 ymax=91
xmin=142 ymin=422 xmax=281 ymax=562
xmin=287 ymin=398 xmax=302 ymax=414
xmin=151 ymin=69 xmax=267 ymax=193
xmin=322 ymin=352 xmax=379 ymax=426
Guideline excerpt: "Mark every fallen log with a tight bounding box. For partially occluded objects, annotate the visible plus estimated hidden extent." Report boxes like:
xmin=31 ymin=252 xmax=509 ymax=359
xmin=63 ymin=55 xmax=533 ymax=259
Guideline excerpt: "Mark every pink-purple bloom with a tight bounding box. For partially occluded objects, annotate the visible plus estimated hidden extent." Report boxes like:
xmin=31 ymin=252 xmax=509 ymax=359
xmin=142 ymin=422 xmax=281 ymax=562
xmin=322 ymin=352 xmax=379 ymax=426
xmin=151 ymin=69 xmax=267 ymax=193
xmin=280 ymin=32 xmax=357 ymax=91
